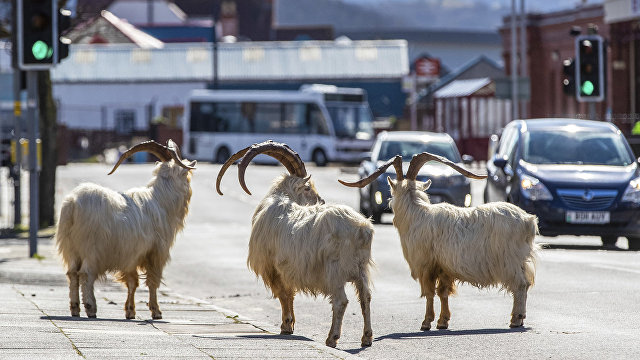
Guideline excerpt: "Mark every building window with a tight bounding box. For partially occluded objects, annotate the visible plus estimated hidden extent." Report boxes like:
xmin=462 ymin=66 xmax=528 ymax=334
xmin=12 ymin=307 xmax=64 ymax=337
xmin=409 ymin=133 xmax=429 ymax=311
xmin=115 ymin=110 xmax=135 ymax=134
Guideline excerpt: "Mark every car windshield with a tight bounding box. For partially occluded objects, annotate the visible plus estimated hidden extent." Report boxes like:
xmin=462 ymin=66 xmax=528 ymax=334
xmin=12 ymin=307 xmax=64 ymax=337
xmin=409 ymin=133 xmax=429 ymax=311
xmin=522 ymin=130 xmax=634 ymax=166
xmin=377 ymin=140 xmax=461 ymax=162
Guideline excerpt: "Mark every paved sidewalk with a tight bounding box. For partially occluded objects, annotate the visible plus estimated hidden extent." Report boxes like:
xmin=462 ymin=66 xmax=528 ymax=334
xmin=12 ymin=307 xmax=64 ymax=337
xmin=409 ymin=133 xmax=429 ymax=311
xmin=0 ymin=238 xmax=359 ymax=359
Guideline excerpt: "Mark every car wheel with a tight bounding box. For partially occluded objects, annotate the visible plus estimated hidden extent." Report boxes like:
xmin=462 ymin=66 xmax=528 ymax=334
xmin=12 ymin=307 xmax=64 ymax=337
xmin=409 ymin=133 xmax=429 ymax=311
xmin=359 ymin=191 xmax=369 ymax=217
xmin=626 ymin=237 xmax=640 ymax=251
xmin=601 ymin=236 xmax=618 ymax=248
xmin=215 ymin=147 xmax=230 ymax=164
xmin=483 ymin=185 xmax=489 ymax=203
xmin=312 ymin=148 xmax=327 ymax=167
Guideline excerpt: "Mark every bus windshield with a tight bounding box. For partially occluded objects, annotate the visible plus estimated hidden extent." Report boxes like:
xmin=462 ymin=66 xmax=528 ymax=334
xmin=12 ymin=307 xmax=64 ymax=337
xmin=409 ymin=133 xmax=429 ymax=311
xmin=326 ymin=104 xmax=374 ymax=140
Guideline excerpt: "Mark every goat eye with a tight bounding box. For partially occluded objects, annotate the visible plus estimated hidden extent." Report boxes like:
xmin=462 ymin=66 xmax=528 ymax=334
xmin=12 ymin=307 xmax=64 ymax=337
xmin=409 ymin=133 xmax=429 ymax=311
xmin=304 ymin=186 xmax=311 ymax=191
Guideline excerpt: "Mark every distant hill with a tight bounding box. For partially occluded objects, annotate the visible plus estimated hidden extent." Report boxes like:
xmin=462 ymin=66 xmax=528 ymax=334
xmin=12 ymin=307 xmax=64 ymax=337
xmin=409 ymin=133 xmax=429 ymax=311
xmin=276 ymin=0 xmax=604 ymax=32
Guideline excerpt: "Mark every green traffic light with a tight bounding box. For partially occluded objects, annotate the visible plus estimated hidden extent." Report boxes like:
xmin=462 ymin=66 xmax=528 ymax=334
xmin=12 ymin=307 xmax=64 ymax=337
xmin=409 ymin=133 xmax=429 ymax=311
xmin=581 ymin=80 xmax=595 ymax=96
xmin=31 ymin=40 xmax=52 ymax=60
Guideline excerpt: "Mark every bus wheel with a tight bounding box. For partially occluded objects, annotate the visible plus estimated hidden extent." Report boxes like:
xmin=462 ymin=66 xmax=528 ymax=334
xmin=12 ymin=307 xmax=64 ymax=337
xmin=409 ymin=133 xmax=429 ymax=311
xmin=215 ymin=147 xmax=230 ymax=164
xmin=312 ymin=149 xmax=327 ymax=167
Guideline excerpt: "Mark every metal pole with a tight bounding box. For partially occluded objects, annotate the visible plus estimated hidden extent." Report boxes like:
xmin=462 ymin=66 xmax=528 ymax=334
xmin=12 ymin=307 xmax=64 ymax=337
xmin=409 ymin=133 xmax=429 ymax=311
xmin=212 ymin=3 xmax=218 ymax=90
xmin=519 ymin=0 xmax=527 ymax=118
xmin=12 ymin=71 xmax=22 ymax=228
xmin=26 ymin=71 xmax=39 ymax=258
xmin=511 ymin=0 xmax=519 ymax=120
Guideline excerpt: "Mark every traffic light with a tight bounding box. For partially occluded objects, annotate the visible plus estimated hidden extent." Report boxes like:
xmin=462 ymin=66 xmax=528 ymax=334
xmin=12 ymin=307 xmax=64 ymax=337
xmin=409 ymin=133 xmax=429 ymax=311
xmin=575 ymin=35 xmax=604 ymax=102
xmin=562 ymin=58 xmax=575 ymax=96
xmin=16 ymin=0 xmax=57 ymax=69
xmin=57 ymin=8 xmax=72 ymax=62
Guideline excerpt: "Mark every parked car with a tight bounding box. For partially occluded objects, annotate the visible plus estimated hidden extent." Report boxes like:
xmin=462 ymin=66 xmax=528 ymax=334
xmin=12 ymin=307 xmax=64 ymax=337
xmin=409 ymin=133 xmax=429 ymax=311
xmin=485 ymin=118 xmax=640 ymax=250
xmin=356 ymin=131 xmax=474 ymax=223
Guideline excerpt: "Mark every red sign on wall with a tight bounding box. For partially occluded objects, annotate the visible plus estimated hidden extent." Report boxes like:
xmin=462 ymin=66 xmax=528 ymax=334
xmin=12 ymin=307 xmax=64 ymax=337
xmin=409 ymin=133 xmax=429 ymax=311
xmin=415 ymin=57 xmax=440 ymax=79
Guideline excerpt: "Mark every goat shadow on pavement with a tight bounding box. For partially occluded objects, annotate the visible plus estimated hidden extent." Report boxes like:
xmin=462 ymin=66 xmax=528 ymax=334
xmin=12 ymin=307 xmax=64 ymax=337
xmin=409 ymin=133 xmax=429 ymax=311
xmin=42 ymin=315 xmax=168 ymax=324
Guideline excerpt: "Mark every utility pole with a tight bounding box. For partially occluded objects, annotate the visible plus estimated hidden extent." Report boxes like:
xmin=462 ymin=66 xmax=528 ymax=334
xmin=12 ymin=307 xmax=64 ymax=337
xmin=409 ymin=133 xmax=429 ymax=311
xmin=519 ymin=0 xmax=527 ymax=119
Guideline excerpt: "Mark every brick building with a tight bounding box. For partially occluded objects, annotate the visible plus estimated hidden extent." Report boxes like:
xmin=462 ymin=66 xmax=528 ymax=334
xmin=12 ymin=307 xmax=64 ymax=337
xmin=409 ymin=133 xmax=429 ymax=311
xmin=500 ymin=4 xmax=608 ymax=121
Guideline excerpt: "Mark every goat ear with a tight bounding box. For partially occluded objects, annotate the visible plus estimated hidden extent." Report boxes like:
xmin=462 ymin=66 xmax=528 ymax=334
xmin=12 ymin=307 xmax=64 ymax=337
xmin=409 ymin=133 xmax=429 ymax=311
xmin=387 ymin=176 xmax=397 ymax=189
xmin=421 ymin=179 xmax=432 ymax=191
xmin=188 ymin=160 xmax=197 ymax=168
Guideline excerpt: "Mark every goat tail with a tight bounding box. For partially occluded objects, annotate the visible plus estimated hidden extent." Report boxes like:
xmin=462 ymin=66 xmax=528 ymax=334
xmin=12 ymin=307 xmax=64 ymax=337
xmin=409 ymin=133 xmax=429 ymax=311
xmin=54 ymin=198 xmax=76 ymax=266
xmin=523 ymin=213 xmax=539 ymax=287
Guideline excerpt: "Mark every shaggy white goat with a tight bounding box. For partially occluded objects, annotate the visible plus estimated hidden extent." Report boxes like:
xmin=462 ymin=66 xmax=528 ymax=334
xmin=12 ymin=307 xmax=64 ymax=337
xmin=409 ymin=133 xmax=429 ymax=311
xmin=55 ymin=140 xmax=196 ymax=319
xmin=216 ymin=141 xmax=375 ymax=348
xmin=340 ymin=153 xmax=537 ymax=329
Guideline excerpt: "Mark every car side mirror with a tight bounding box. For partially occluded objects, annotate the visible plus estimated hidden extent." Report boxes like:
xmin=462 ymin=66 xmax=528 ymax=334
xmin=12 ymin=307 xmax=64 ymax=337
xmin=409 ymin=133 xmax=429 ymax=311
xmin=493 ymin=155 xmax=508 ymax=169
xmin=461 ymin=154 xmax=474 ymax=165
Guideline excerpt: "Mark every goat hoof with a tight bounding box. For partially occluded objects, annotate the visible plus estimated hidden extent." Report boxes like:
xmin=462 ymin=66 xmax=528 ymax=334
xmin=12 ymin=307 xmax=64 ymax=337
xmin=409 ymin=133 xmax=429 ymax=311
xmin=420 ymin=324 xmax=431 ymax=331
xmin=152 ymin=312 xmax=163 ymax=320
xmin=87 ymin=314 xmax=97 ymax=318
xmin=71 ymin=313 xmax=80 ymax=317
xmin=280 ymin=329 xmax=293 ymax=335
xmin=126 ymin=312 xmax=136 ymax=320
xmin=325 ymin=338 xmax=337 ymax=348
xmin=436 ymin=321 xmax=449 ymax=329
xmin=361 ymin=336 xmax=373 ymax=347
xmin=509 ymin=321 xmax=524 ymax=328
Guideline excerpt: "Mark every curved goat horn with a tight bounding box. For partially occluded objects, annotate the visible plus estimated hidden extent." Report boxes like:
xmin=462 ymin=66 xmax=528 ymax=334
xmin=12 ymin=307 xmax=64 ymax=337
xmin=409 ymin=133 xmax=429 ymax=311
xmin=215 ymin=145 xmax=252 ymax=195
xmin=338 ymin=155 xmax=404 ymax=188
xmin=406 ymin=152 xmax=486 ymax=180
xmin=166 ymin=139 xmax=196 ymax=171
xmin=238 ymin=140 xmax=307 ymax=195
xmin=108 ymin=140 xmax=194 ymax=175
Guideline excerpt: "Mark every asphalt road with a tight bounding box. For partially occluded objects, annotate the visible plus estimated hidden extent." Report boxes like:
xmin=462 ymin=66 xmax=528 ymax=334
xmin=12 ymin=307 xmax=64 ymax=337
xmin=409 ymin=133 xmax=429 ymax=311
xmin=56 ymin=162 xmax=640 ymax=359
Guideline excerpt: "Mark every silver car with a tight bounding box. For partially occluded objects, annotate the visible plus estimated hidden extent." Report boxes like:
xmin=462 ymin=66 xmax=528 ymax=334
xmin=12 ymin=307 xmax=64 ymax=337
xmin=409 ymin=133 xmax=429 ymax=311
xmin=356 ymin=131 xmax=474 ymax=223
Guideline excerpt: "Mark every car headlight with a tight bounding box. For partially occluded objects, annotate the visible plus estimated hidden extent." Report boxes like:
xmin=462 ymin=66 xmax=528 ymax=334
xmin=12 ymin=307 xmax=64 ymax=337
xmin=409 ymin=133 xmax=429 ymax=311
xmin=520 ymin=174 xmax=553 ymax=201
xmin=622 ymin=177 xmax=640 ymax=203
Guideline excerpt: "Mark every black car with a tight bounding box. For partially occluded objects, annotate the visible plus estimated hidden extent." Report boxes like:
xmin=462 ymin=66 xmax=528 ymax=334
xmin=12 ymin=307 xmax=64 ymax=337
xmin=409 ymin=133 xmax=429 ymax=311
xmin=357 ymin=131 xmax=473 ymax=223
xmin=485 ymin=118 xmax=640 ymax=249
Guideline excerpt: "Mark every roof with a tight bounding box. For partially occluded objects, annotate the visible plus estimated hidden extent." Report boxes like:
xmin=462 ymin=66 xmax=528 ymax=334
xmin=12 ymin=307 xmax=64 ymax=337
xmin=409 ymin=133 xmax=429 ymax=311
xmin=434 ymin=78 xmax=492 ymax=98
xmin=419 ymin=55 xmax=503 ymax=100
xmin=340 ymin=29 xmax=501 ymax=45
xmin=67 ymin=10 xmax=164 ymax=49
xmin=51 ymin=40 xmax=409 ymax=83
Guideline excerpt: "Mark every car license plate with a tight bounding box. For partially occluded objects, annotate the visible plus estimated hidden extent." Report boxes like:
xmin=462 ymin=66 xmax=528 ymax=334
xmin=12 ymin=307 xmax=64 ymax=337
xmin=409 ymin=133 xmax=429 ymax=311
xmin=565 ymin=211 xmax=610 ymax=224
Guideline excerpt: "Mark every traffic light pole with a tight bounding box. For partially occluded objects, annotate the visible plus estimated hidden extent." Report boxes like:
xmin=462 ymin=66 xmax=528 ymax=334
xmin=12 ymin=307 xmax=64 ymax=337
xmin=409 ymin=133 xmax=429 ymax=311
xmin=26 ymin=71 xmax=39 ymax=258
xmin=12 ymin=71 xmax=22 ymax=229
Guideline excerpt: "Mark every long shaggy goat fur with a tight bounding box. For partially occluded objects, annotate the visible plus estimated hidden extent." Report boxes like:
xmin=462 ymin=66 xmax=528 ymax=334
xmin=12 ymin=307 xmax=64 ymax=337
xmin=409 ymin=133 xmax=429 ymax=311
xmin=247 ymin=174 xmax=375 ymax=348
xmin=55 ymin=160 xmax=193 ymax=319
xmin=388 ymin=177 xmax=537 ymax=330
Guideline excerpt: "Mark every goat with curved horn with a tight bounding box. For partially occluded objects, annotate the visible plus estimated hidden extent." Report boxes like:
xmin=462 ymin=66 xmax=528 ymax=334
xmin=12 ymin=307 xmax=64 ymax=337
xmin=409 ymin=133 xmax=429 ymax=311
xmin=215 ymin=140 xmax=376 ymax=348
xmin=406 ymin=152 xmax=486 ymax=180
xmin=338 ymin=155 xmax=404 ymax=188
xmin=108 ymin=140 xmax=195 ymax=175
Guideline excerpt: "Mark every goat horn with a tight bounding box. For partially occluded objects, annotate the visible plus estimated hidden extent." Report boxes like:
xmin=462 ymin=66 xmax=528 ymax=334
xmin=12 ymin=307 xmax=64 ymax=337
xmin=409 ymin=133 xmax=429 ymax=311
xmin=108 ymin=140 xmax=194 ymax=175
xmin=238 ymin=140 xmax=307 ymax=195
xmin=215 ymin=145 xmax=252 ymax=195
xmin=338 ymin=155 xmax=404 ymax=188
xmin=406 ymin=152 xmax=486 ymax=180
xmin=166 ymin=139 xmax=196 ymax=171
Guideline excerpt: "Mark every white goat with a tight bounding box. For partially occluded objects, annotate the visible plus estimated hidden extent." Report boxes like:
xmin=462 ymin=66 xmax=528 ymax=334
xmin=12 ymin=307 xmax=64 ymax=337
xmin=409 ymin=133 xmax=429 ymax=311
xmin=340 ymin=153 xmax=537 ymax=329
xmin=55 ymin=140 xmax=196 ymax=319
xmin=216 ymin=141 xmax=375 ymax=348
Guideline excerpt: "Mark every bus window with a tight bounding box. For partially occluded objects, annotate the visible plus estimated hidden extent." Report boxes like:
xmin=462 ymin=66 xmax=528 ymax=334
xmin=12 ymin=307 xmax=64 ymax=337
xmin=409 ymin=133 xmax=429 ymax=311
xmin=307 ymin=103 xmax=330 ymax=135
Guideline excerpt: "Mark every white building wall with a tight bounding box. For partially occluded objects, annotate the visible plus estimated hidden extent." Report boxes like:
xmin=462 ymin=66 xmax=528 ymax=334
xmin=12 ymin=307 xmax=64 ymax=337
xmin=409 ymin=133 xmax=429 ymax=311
xmin=53 ymin=82 xmax=207 ymax=130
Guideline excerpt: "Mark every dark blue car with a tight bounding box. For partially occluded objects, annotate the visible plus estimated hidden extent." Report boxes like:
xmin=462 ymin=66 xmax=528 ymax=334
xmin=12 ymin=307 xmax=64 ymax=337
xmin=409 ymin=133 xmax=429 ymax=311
xmin=485 ymin=119 xmax=640 ymax=250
